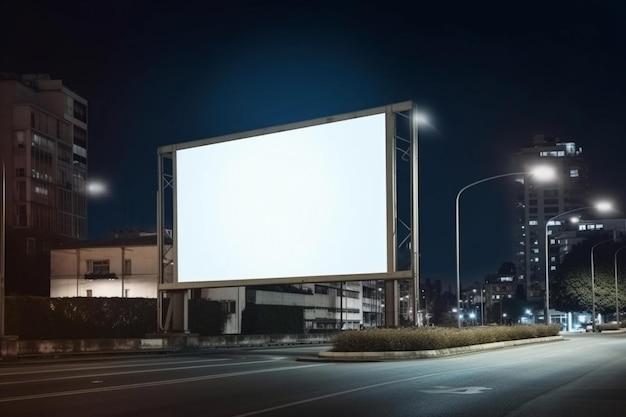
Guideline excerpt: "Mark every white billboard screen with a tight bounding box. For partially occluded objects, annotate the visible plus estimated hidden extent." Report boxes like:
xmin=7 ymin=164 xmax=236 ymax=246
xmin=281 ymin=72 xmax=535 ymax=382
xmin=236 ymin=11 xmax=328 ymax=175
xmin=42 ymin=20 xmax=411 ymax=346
xmin=175 ymin=112 xmax=388 ymax=283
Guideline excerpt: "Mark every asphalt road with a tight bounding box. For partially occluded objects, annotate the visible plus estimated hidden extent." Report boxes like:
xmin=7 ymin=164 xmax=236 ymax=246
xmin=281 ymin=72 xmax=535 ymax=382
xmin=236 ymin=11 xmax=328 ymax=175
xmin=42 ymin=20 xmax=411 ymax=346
xmin=1 ymin=332 xmax=625 ymax=417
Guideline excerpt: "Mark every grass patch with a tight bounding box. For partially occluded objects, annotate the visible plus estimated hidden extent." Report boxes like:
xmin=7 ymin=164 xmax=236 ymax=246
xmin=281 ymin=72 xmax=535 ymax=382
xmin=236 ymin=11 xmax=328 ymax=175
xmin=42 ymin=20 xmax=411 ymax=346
xmin=332 ymin=324 xmax=561 ymax=352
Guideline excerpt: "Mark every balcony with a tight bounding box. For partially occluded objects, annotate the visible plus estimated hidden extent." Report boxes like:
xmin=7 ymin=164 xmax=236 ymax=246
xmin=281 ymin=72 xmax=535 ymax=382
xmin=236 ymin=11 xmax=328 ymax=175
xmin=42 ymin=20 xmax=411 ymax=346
xmin=84 ymin=273 xmax=118 ymax=280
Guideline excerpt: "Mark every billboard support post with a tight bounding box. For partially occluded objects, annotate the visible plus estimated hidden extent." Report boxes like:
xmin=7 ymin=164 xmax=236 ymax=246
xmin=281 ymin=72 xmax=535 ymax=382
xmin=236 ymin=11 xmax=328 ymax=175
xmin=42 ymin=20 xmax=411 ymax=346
xmin=411 ymin=104 xmax=421 ymax=327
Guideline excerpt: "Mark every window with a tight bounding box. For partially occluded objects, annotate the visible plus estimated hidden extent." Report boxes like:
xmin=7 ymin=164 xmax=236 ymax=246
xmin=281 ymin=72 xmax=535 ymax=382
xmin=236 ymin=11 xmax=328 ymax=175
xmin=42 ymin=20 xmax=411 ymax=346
xmin=124 ymin=259 xmax=132 ymax=275
xmin=220 ymin=300 xmax=236 ymax=315
xmin=16 ymin=204 xmax=27 ymax=226
xmin=315 ymin=285 xmax=328 ymax=294
xmin=73 ymin=100 xmax=87 ymax=123
xmin=87 ymin=260 xmax=110 ymax=275
xmin=86 ymin=289 xmax=93 ymax=297
xmin=26 ymin=238 xmax=36 ymax=254
xmin=570 ymin=169 xmax=579 ymax=177
xmin=529 ymin=220 xmax=538 ymax=226
xmin=551 ymin=266 xmax=557 ymax=271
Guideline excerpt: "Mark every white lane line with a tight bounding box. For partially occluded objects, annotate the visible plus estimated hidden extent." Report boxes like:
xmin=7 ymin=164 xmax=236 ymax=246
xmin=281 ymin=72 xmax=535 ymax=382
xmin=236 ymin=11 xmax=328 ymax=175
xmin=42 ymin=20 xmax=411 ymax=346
xmin=0 ymin=363 xmax=330 ymax=403
xmin=233 ymin=356 xmax=549 ymax=417
xmin=0 ymin=358 xmax=230 ymax=377
xmin=0 ymin=358 xmax=287 ymax=386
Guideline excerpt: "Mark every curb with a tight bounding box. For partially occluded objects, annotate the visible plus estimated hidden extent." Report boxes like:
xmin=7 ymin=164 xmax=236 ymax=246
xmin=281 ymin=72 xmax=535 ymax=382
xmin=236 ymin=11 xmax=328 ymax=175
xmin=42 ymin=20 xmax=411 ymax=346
xmin=316 ymin=335 xmax=564 ymax=361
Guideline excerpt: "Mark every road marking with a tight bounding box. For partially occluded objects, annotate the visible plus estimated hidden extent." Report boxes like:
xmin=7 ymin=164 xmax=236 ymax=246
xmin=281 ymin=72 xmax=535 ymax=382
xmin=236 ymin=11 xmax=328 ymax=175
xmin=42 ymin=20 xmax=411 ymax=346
xmin=0 ymin=358 xmax=230 ymax=377
xmin=0 ymin=358 xmax=287 ymax=386
xmin=420 ymin=386 xmax=493 ymax=395
xmin=0 ymin=363 xmax=330 ymax=403
xmin=233 ymin=356 xmax=547 ymax=416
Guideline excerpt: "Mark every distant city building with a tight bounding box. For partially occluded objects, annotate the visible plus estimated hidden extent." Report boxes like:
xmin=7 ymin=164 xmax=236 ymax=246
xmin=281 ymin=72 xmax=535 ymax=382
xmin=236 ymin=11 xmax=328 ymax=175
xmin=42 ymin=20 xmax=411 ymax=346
xmin=513 ymin=133 xmax=589 ymax=301
xmin=552 ymin=217 xmax=626 ymax=263
xmin=0 ymin=73 xmax=88 ymax=295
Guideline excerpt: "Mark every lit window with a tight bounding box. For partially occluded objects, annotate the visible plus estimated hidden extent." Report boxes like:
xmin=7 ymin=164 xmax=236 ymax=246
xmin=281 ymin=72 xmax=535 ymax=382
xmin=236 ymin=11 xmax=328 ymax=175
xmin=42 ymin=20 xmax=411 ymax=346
xmin=570 ymin=169 xmax=579 ymax=177
xmin=551 ymin=266 xmax=557 ymax=271
xmin=579 ymin=225 xmax=587 ymax=231
xmin=529 ymin=220 xmax=538 ymax=226
xmin=596 ymin=224 xmax=604 ymax=230
xmin=532 ymin=248 xmax=539 ymax=254
xmin=34 ymin=186 xmax=48 ymax=195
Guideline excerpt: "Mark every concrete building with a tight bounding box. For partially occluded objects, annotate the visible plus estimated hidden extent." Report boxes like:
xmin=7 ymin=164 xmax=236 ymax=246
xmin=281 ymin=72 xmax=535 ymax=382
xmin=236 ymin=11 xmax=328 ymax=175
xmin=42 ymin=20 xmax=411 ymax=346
xmin=0 ymin=73 xmax=88 ymax=295
xmin=513 ymin=133 xmax=589 ymax=302
xmin=50 ymin=231 xmax=171 ymax=299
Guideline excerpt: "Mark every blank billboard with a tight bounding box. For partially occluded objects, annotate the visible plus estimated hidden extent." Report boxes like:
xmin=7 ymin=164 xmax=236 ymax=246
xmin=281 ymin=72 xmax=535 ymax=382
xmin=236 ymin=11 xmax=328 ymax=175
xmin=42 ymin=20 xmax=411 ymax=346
xmin=175 ymin=112 xmax=388 ymax=283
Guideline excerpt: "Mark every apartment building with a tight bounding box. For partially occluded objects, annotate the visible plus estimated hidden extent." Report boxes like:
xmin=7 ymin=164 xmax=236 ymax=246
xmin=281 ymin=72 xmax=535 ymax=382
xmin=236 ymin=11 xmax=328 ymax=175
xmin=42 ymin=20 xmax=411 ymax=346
xmin=513 ymin=133 xmax=589 ymax=301
xmin=0 ymin=73 xmax=88 ymax=295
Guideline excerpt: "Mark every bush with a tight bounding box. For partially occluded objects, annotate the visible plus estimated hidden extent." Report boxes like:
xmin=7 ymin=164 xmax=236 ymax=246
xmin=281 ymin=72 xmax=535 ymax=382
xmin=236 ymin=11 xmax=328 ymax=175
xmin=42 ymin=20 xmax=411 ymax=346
xmin=5 ymin=296 xmax=225 ymax=339
xmin=596 ymin=323 xmax=621 ymax=332
xmin=332 ymin=324 xmax=561 ymax=352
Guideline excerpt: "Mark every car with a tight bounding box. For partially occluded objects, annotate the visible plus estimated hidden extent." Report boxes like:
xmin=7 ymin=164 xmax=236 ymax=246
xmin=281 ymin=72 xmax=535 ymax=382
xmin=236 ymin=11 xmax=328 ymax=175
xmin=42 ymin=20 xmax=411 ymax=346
xmin=582 ymin=322 xmax=594 ymax=332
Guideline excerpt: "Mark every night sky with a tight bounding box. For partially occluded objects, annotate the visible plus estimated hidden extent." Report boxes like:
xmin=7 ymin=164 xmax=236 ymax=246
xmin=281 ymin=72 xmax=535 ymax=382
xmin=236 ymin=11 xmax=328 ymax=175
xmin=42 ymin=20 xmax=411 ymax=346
xmin=2 ymin=0 xmax=626 ymax=291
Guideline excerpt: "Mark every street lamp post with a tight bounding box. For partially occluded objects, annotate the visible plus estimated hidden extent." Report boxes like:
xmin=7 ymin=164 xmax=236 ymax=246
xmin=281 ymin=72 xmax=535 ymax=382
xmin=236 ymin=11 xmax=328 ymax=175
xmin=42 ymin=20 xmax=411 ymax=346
xmin=455 ymin=166 xmax=555 ymax=328
xmin=591 ymin=239 xmax=615 ymax=330
xmin=1 ymin=161 xmax=5 ymax=338
xmin=544 ymin=202 xmax=612 ymax=324
xmin=614 ymin=247 xmax=626 ymax=323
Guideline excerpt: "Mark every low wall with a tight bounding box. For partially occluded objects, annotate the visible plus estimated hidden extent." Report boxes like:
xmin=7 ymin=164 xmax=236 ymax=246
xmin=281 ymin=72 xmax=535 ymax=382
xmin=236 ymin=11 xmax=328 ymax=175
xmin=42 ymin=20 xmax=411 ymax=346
xmin=7 ymin=333 xmax=336 ymax=359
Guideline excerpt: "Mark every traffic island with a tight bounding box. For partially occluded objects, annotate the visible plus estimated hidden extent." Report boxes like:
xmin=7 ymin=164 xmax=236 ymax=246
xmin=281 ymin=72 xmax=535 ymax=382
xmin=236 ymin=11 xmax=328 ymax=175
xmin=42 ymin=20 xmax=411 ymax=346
xmin=317 ymin=335 xmax=564 ymax=361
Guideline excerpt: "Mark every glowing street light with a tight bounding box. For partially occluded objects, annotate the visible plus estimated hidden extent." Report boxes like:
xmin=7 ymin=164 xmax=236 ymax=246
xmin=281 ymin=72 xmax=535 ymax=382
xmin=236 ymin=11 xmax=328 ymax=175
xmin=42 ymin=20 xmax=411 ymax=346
xmin=87 ymin=180 xmax=108 ymax=197
xmin=544 ymin=201 xmax=613 ymax=323
xmin=455 ymin=165 xmax=556 ymax=328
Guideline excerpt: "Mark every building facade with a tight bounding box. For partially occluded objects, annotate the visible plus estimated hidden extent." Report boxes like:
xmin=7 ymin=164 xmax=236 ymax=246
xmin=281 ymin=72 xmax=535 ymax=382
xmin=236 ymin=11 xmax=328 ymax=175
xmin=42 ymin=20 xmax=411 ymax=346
xmin=50 ymin=232 xmax=170 ymax=299
xmin=50 ymin=233 xmax=384 ymax=334
xmin=0 ymin=73 xmax=88 ymax=295
xmin=513 ymin=134 xmax=589 ymax=302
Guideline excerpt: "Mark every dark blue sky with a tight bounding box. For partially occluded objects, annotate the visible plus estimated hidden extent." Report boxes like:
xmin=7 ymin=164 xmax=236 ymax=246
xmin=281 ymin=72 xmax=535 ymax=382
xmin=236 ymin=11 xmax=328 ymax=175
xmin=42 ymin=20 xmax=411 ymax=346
xmin=3 ymin=0 xmax=625 ymax=290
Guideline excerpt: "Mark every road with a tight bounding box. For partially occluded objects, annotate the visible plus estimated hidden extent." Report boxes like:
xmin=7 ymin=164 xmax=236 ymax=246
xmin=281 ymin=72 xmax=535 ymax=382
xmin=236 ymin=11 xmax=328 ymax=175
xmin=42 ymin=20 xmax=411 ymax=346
xmin=1 ymin=332 xmax=625 ymax=416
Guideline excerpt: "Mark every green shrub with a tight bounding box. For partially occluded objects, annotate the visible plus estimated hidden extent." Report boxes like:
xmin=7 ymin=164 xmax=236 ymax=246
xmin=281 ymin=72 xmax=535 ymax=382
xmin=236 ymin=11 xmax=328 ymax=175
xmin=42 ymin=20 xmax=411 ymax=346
xmin=596 ymin=323 xmax=621 ymax=332
xmin=332 ymin=324 xmax=561 ymax=352
xmin=5 ymin=296 xmax=225 ymax=339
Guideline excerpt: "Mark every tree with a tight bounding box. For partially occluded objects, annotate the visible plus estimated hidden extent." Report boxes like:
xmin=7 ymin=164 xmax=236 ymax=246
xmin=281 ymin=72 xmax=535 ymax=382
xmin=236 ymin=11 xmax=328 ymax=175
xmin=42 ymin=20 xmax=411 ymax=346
xmin=552 ymin=234 xmax=626 ymax=317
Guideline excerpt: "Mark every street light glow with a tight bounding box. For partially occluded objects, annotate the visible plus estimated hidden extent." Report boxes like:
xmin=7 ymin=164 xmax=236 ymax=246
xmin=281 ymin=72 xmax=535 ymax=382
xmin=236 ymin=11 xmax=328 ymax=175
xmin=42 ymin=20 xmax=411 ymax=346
xmin=87 ymin=180 xmax=108 ymax=196
xmin=595 ymin=201 xmax=613 ymax=212
xmin=530 ymin=165 xmax=556 ymax=181
xmin=414 ymin=113 xmax=429 ymax=125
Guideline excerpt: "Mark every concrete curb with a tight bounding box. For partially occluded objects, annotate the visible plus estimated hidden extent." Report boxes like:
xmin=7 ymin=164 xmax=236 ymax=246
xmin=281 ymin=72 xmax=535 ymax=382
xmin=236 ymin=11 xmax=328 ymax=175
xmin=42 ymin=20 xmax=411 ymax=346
xmin=317 ymin=335 xmax=564 ymax=361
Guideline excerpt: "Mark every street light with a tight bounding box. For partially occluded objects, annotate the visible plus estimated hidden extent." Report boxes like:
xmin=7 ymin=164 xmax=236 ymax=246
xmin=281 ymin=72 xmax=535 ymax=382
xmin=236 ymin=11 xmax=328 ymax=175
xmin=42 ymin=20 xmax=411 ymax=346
xmin=544 ymin=201 xmax=613 ymax=323
xmin=455 ymin=165 xmax=555 ymax=328
xmin=614 ymin=247 xmax=626 ymax=323
xmin=0 ymin=161 xmax=5 ymax=339
xmin=591 ymin=238 xmax=615 ymax=330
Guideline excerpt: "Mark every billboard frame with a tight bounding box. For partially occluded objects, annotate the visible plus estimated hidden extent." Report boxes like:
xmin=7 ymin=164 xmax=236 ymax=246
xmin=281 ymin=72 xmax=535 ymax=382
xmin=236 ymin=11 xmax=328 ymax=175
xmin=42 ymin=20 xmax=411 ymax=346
xmin=157 ymin=101 xmax=416 ymax=292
